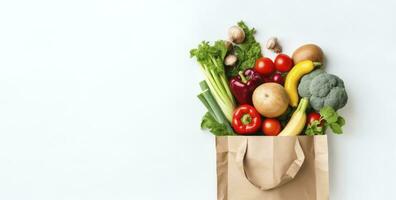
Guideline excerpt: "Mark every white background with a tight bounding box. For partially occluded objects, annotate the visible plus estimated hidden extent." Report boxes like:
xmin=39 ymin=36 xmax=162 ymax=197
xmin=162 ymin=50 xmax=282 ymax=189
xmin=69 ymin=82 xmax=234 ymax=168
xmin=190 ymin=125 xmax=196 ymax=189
xmin=0 ymin=0 xmax=395 ymax=199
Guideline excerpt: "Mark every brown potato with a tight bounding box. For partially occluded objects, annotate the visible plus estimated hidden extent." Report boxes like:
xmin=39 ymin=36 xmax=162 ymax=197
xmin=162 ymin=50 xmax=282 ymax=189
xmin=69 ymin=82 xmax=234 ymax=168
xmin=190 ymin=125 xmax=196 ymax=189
xmin=292 ymin=44 xmax=324 ymax=64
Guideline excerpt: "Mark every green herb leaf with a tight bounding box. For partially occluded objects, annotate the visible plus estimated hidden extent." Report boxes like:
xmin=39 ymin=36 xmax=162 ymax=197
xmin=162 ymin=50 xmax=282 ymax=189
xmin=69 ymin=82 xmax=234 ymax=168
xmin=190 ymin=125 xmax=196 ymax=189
xmin=329 ymin=123 xmax=343 ymax=134
xmin=337 ymin=116 xmax=346 ymax=126
xmin=305 ymin=120 xmax=325 ymax=136
xmin=326 ymin=114 xmax=338 ymax=124
xmin=201 ymin=112 xmax=235 ymax=136
xmin=319 ymin=106 xmax=346 ymax=135
xmin=320 ymin=106 xmax=338 ymax=123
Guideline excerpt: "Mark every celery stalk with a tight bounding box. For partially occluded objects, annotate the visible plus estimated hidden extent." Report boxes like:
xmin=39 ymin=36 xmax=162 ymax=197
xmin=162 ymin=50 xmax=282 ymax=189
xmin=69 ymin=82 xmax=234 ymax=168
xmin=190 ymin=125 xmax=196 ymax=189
xmin=191 ymin=41 xmax=236 ymax=122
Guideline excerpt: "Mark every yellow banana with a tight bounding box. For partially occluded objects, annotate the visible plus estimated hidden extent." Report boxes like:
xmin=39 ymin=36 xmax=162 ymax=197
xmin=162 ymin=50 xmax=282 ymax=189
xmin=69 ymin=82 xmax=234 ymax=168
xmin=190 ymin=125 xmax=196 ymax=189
xmin=285 ymin=60 xmax=320 ymax=107
xmin=278 ymin=98 xmax=309 ymax=136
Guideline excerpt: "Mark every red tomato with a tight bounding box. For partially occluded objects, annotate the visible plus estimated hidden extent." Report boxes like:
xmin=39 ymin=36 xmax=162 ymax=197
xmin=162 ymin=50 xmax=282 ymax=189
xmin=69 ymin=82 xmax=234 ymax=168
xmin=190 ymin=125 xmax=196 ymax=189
xmin=307 ymin=112 xmax=323 ymax=126
xmin=254 ymin=57 xmax=275 ymax=76
xmin=271 ymin=72 xmax=284 ymax=85
xmin=274 ymin=54 xmax=293 ymax=72
xmin=262 ymin=118 xmax=281 ymax=136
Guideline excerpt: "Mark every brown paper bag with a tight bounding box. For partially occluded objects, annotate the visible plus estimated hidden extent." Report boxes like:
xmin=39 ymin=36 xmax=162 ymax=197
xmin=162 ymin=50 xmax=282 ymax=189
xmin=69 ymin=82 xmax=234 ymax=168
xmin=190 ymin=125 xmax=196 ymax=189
xmin=216 ymin=135 xmax=328 ymax=200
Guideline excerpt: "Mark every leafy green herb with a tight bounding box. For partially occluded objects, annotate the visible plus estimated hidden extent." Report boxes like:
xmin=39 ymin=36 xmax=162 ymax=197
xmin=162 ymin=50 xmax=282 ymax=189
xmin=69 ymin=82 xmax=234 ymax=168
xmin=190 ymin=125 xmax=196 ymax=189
xmin=201 ymin=112 xmax=235 ymax=136
xmin=320 ymin=106 xmax=345 ymax=134
xmin=337 ymin=116 xmax=346 ymax=126
xmin=320 ymin=106 xmax=338 ymax=123
xmin=305 ymin=106 xmax=346 ymax=135
xmin=329 ymin=123 xmax=342 ymax=134
xmin=305 ymin=120 xmax=324 ymax=136
xmin=227 ymin=21 xmax=262 ymax=77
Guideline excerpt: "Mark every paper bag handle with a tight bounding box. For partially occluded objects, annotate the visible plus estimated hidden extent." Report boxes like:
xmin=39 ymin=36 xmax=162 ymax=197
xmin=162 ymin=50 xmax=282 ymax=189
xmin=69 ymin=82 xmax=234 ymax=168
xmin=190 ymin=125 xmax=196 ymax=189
xmin=235 ymin=137 xmax=305 ymax=191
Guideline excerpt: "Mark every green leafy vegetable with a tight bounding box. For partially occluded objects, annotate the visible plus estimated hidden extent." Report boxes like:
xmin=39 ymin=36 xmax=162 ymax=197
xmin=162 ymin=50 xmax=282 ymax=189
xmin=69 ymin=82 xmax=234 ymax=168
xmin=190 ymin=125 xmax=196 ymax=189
xmin=201 ymin=112 xmax=235 ymax=136
xmin=305 ymin=106 xmax=346 ymax=135
xmin=227 ymin=21 xmax=262 ymax=77
xmin=305 ymin=120 xmax=324 ymax=136
xmin=320 ymin=106 xmax=345 ymax=134
xmin=191 ymin=41 xmax=236 ymax=122
xmin=320 ymin=106 xmax=338 ymax=123
xmin=329 ymin=123 xmax=342 ymax=134
xmin=298 ymin=69 xmax=348 ymax=111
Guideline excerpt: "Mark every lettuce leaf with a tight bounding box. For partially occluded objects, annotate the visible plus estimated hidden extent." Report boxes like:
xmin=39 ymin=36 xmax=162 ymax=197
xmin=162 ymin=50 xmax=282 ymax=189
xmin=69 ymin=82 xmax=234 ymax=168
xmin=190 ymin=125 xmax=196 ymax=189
xmin=227 ymin=21 xmax=262 ymax=77
xmin=201 ymin=112 xmax=235 ymax=136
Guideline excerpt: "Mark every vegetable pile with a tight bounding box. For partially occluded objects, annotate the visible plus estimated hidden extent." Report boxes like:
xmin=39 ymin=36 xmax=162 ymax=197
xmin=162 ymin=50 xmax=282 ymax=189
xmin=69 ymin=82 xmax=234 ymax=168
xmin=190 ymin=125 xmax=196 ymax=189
xmin=191 ymin=21 xmax=348 ymax=136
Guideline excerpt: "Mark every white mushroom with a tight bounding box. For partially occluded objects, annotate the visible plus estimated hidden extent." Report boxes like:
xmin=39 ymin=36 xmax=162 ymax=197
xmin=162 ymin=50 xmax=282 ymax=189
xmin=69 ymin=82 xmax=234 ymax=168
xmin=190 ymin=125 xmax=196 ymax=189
xmin=228 ymin=26 xmax=245 ymax=44
xmin=266 ymin=37 xmax=282 ymax=53
xmin=224 ymin=40 xmax=233 ymax=50
xmin=224 ymin=54 xmax=238 ymax=66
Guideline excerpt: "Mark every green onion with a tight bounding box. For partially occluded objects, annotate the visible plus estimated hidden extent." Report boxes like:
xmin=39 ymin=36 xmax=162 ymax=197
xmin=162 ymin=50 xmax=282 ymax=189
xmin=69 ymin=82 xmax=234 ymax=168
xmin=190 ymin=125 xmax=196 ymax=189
xmin=197 ymin=81 xmax=233 ymax=133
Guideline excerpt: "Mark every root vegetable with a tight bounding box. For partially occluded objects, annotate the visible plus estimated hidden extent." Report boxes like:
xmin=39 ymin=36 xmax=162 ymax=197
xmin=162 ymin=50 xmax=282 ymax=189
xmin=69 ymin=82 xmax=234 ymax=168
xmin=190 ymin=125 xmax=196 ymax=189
xmin=292 ymin=44 xmax=324 ymax=64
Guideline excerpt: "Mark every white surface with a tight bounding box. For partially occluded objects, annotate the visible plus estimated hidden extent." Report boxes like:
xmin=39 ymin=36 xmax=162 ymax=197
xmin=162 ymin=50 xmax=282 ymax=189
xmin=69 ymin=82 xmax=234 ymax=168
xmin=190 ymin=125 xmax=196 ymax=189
xmin=0 ymin=0 xmax=395 ymax=199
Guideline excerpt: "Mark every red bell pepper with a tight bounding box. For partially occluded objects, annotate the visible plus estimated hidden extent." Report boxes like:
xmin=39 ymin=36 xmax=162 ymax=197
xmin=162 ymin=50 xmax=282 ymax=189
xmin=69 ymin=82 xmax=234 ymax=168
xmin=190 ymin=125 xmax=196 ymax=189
xmin=232 ymin=105 xmax=262 ymax=134
xmin=230 ymin=69 xmax=263 ymax=105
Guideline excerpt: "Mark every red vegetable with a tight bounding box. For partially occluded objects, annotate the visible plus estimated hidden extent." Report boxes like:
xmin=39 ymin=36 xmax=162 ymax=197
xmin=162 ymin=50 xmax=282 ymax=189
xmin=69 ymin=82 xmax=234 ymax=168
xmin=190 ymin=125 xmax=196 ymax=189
xmin=262 ymin=118 xmax=281 ymax=136
xmin=263 ymin=76 xmax=272 ymax=83
xmin=254 ymin=57 xmax=275 ymax=76
xmin=232 ymin=105 xmax=262 ymax=134
xmin=307 ymin=112 xmax=324 ymax=126
xmin=274 ymin=54 xmax=293 ymax=72
xmin=271 ymin=72 xmax=285 ymax=85
xmin=229 ymin=69 xmax=263 ymax=105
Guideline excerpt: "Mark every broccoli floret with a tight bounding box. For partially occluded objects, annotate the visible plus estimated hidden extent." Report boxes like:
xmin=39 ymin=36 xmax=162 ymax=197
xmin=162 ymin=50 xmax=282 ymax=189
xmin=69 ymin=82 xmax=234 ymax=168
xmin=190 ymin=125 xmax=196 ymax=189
xmin=298 ymin=69 xmax=325 ymax=97
xmin=335 ymin=76 xmax=345 ymax=88
xmin=310 ymin=95 xmax=325 ymax=111
xmin=324 ymin=87 xmax=348 ymax=109
xmin=298 ymin=70 xmax=348 ymax=111
xmin=310 ymin=74 xmax=339 ymax=97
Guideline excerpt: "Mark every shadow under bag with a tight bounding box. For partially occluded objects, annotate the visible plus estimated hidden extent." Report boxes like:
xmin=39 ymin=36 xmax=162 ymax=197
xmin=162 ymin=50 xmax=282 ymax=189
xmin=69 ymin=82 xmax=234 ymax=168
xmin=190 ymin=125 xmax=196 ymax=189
xmin=216 ymin=136 xmax=329 ymax=200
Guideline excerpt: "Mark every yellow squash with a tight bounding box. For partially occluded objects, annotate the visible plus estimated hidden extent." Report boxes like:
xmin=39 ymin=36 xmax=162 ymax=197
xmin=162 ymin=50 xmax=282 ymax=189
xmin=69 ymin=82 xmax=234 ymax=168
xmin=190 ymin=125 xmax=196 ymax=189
xmin=278 ymin=98 xmax=309 ymax=136
xmin=285 ymin=60 xmax=320 ymax=107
